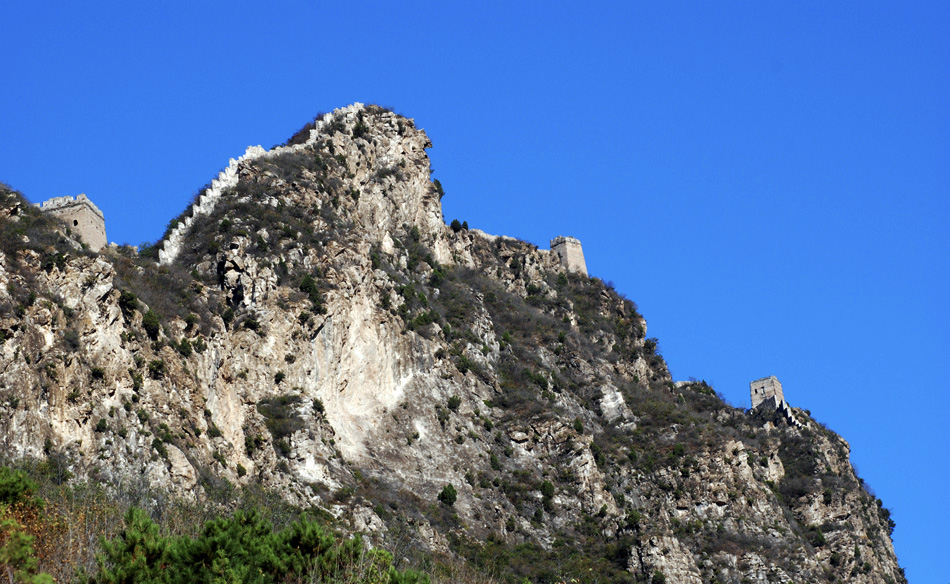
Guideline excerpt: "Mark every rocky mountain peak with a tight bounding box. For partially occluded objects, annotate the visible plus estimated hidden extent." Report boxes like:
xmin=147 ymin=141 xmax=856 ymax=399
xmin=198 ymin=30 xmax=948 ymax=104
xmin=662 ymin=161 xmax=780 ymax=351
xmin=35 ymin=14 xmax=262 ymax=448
xmin=159 ymin=103 xmax=447 ymax=266
xmin=0 ymin=104 xmax=906 ymax=583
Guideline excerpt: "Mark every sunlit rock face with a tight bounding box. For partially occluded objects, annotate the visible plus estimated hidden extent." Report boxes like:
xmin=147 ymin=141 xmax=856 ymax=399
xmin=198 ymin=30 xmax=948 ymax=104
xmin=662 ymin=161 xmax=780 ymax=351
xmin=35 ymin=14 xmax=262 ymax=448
xmin=0 ymin=105 xmax=905 ymax=583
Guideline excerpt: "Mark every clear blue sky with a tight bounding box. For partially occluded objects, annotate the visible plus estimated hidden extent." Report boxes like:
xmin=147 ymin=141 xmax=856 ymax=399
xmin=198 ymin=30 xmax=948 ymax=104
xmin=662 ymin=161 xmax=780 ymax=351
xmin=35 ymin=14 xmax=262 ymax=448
xmin=2 ymin=2 xmax=946 ymax=581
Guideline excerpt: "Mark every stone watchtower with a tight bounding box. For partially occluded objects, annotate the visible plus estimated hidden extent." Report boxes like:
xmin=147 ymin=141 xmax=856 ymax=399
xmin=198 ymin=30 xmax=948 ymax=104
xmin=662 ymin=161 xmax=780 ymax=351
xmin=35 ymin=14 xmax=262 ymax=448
xmin=551 ymin=236 xmax=588 ymax=276
xmin=35 ymin=194 xmax=107 ymax=252
xmin=750 ymin=376 xmax=784 ymax=408
xmin=749 ymin=375 xmax=804 ymax=428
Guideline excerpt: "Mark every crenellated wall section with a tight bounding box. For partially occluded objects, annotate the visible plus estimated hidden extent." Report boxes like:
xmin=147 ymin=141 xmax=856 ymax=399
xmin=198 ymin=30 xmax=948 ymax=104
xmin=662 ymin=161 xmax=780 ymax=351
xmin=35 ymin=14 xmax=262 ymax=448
xmin=158 ymin=103 xmax=368 ymax=265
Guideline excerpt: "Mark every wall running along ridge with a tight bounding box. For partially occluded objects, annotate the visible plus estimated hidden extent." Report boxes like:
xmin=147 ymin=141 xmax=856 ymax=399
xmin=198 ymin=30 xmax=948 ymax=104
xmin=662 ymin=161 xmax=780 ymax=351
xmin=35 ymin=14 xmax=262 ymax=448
xmin=158 ymin=103 xmax=367 ymax=265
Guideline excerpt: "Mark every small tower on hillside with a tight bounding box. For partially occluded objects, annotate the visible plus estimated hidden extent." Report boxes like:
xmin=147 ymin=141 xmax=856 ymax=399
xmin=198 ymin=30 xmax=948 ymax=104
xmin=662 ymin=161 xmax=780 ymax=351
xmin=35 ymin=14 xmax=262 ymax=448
xmin=35 ymin=194 xmax=107 ymax=251
xmin=750 ymin=376 xmax=785 ymax=409
xmin=749 ymin=375 xmax=804 ymax=428
xmin=551 ymin=236 xmax=588 ymax=276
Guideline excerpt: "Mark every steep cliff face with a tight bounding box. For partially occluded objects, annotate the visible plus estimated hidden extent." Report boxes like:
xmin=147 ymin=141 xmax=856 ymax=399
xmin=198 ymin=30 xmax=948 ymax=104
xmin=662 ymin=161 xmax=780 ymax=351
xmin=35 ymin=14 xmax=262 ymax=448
xmin=0 ymin=104 xmax=904 ymax=583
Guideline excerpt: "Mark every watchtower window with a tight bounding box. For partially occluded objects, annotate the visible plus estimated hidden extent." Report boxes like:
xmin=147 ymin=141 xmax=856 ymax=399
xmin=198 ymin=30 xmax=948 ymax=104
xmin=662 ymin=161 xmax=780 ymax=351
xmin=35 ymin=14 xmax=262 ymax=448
xmin=73 ymin=220 xmax=78 ymax=226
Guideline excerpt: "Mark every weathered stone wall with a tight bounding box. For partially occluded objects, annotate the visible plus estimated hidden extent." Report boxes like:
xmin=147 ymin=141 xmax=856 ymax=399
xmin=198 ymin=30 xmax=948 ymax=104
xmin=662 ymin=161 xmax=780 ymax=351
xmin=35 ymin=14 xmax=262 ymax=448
xmin=550 ymin=235 xmax=588 ymax=276
xmin=35 ymin=194 xmax=106 ymax=251
xmin=750 ymin=375 xmax=784 ymax=408
xmin=158 ymin=103 xmax=370 ymax=265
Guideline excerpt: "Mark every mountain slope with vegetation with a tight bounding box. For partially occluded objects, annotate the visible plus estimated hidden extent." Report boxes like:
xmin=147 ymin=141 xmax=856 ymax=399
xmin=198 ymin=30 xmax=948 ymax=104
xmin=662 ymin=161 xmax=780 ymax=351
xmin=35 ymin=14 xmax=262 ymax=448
xmin=0 ymin=104 xmax=904 ymax=583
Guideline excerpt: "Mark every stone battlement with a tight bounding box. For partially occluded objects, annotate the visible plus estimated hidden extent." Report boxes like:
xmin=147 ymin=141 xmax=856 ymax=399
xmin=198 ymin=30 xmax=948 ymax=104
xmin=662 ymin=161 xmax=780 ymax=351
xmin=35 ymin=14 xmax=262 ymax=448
xmin=36 ymin=194 xmax=104 ymax=220
xmin=551 ymin=235 xmax=581 ymax=246
xmin=158 ymin=103 xmax=368 ymax=265
xmin=34 ymin=194 xmax=107 ymax=252
xmin=550 ymin=235 xmax=588 ymax=276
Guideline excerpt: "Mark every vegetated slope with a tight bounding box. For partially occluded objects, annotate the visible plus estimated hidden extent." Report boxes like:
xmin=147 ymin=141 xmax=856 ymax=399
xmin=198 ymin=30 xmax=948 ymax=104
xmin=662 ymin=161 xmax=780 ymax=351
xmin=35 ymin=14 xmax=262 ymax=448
xmin=0 ymin=104 xmax=904 ymax=584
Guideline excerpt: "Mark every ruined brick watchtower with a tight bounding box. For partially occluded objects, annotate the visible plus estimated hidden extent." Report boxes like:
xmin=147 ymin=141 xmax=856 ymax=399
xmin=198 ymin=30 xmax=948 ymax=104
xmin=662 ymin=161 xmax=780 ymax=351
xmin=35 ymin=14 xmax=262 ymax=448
xmin=35 ymin=194 xmax=107 ymax=252
xmin=750 ymin=376 xmax=784 ymax=409
xmin=551 ymin=236 xmax=588 ymax=276
xmin=749 ymin=375 xmax=804 ymax=428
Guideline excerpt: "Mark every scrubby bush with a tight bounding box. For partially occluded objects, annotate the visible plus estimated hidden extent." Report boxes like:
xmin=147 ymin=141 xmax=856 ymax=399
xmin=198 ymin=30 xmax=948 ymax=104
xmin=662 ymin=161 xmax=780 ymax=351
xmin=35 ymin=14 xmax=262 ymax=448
xmin=257 ymin=395 xmax=303 ymax=454
xmin=540 ymin=480 xmax=554 ymax=500
xmin=438 ymin=484 xmax=457 ymax=506
xmin=283 ymin=115 xmax=322 ymax=146
xmin=62 ymin=328 xmax=80 ymax=352
xmin=117 ymin=290 xmax=137 ymax=317
xmin=299 ymin=274 xmax=326 ymax=313
xmin=0 ymin=468 xmax=40 ymax=507
xmin=141 ymin=310 xmax=160 ymax=340
xmin=147 ymin=360 xmax=166 ymax=379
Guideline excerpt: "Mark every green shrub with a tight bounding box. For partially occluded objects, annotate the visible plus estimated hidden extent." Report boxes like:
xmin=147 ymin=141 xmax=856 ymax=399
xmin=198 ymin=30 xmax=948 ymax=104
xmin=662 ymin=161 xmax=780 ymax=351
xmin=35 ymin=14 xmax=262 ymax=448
xmin=117 ymin=290 xmax=138 ymax=316
xmin=0 ymin=467 xmax=41 ymax=507
xmin=447 ymin=395 xmax=461 ymax=412
xmin=62 ymin=328 xmax=81 ymax=352
xmin=151 ymin=438 xmax=168 ymax=459
xmin=176 ymin=338 xmax=192 ymax=357
xmin=257 ymin=395 xmax=303 ymax=453
xmin=147 ymin=360 xmax=166 ymax=379
xmin=438 ymin=484 xmax=457 ymax=506
xmin=540 ymin=480 xmax=555 ymax=500
xmin=95 ymin=506 xmax=428 ymax=584
xmin=142 ymin=310 xmax=160 ymax=340
xmin=130 ymin=371 xmax=143 ymax=392
xmin=299 ymin=274 xmax=325 ymax=313
xmin=435 ymin=406 xmax=449 ymax=428
xmin=806 ymin=525 xmax=826 ymax=548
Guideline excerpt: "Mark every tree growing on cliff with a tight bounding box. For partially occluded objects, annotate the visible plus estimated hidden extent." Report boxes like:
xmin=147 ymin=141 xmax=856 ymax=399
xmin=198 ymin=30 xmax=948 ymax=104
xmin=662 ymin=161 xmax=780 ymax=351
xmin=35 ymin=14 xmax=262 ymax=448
xmin=438 ymin=484 xmax=457 ymax=506
xmin=142 ymin=310 xmax=160 ymax=340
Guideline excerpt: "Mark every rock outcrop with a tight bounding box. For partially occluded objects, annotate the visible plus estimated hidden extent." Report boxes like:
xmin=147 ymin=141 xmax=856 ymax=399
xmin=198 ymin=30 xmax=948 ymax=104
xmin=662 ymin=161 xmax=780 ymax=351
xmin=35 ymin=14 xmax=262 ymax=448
xmin=0 ymin=104 xmax=905 ymax=583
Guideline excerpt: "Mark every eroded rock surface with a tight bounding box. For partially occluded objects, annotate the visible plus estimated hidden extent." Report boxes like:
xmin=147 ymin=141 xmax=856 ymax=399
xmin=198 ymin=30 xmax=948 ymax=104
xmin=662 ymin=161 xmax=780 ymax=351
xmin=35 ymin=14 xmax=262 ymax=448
xmin=0 ymin=104 xmax=905 ymax=583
